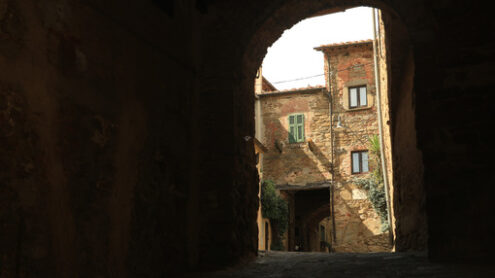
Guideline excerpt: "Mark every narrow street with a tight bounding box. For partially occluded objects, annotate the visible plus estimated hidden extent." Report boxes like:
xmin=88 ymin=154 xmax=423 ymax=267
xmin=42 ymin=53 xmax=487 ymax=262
xmin=188 ymin=251 xmax=494 ymax=278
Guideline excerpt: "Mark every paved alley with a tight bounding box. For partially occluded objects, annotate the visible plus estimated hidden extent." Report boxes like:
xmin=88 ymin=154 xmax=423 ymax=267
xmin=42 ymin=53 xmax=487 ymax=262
xmin=188 ymin=251 xmax=494 ymax=278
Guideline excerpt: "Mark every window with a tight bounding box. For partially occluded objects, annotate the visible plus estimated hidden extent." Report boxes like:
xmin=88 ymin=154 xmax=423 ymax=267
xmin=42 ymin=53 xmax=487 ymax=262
xmin=349 ymin=85 xmax=367 ymax=108
xmin=351 ymin=151 xmax=369 ymax=174
xmin=288 ymin=114 xmax=304 ymax=143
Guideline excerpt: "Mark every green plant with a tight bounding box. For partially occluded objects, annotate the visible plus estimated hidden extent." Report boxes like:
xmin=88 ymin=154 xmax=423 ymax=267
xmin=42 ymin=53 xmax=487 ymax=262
xmin=261 ymin=180 xmax=288 ymax=244
xmin=368 ymin=134 xmax=384 ymax=185
xmin=353 ymin=135 xmax=389 ymax=231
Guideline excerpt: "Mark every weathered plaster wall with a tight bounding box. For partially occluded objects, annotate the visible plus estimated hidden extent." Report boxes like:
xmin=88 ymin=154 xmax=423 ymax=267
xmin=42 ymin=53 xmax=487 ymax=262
xmin=376 ymin=10 xmax=396 ymax=245
xmin=379 ymin=12 xmax=428 ymax=252
xmin=255 ymin=140 xmax=272 ymax=251
xmin=259 ymin=89 xmax=332 ymax=187
xmin=319 ymin=43 xmax=390 ymax=252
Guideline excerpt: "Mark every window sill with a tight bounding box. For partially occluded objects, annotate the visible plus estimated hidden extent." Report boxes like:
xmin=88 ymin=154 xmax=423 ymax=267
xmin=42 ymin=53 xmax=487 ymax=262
xmin=346 ymin=106 xmax=373 ymax=112
xmin=287 ymin=142 xmax=306 ymax=149
xmin=351 ymin=171 xmax=370 ymax=175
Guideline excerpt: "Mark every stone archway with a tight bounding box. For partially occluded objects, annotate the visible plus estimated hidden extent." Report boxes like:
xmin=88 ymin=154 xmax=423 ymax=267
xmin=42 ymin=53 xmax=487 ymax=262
xmin=200 ymin=0 xmax=495 ymax=266
xmin=197 ymin=0 xmax=429 ymax=268
xmin=240 ymin=1 xmax=426 ymax=255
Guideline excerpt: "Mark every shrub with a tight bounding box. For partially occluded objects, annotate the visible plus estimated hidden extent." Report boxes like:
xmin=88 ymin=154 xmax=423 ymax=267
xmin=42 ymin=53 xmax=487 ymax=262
xmin=353 ymin=135 xmax=389 ymax=231
xmin=261 ymin=180 xmax=288 ymax=247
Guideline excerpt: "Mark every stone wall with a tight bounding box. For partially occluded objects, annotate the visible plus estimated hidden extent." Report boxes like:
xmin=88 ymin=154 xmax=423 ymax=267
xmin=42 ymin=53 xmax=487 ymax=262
xmin=376 ymin=10 xmax=396 ymax=246
xmin=259 ymin=88 xmax=331 ymax=187
xmin=0 ymin=1 xmax=211 ymax=276
xmin=318 ymin=217 xmax=333 ymax=251
xmin=333 ymin=195 xmax=391 ymax=252
xmin=380 ymin=11 xmax=428 ymax=252
xmin=318 ymin=42 xmax=391 ymax=252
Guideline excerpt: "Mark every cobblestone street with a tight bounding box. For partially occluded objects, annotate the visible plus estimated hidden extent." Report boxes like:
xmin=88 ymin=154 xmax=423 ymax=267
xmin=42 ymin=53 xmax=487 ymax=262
xmin=188 ymin=251 xmax=495 ymax=278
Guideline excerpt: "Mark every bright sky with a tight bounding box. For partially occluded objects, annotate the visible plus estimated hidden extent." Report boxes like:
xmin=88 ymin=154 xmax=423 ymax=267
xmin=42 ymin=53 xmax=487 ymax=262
xmin=262 ymin=7 xmax=373 ymax=90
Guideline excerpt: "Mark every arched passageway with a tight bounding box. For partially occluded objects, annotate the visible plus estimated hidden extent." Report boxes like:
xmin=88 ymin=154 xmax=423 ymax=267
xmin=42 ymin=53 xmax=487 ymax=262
xmin=0 ymin=0 xmax=493 ymax=276
xmin=201 ymin=0 xmax=421 ymax=268
xmin=197 ymin=0 xmax=495 ymax=270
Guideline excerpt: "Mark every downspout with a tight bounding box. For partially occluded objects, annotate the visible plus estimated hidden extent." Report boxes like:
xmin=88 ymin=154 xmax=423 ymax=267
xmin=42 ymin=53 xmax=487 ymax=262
xmin=255 ymin=70 xmax=264 ymax=173
xmin=372 ymin=8 xmax=393 ymax=244
xmin=327 ymin=55 xmax=337 ymax=245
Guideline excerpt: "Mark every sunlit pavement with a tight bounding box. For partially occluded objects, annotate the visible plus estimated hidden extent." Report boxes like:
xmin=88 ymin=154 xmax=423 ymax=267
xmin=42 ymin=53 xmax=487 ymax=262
xmin=187 ymin=251 xmax=495 ymax=278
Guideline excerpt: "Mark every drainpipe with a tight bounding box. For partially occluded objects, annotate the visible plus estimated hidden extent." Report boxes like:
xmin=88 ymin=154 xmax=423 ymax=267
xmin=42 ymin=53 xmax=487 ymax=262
xmin=327 ymin=55 xmax=337 ymax=245
xmin=255 ymin=94 xmax=263 ymax=171
xmin=372 ymin=8 xmax=393 ymax=245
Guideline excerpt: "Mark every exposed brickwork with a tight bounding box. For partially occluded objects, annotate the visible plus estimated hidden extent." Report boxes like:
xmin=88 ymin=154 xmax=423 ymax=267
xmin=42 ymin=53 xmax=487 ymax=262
xmin=260 ymin=89 xmax=332 ymax=186
xmin=256 ymin=42 xmax=390 ymax=253
xmin=318 ymin=42 xmax=390 ymax=252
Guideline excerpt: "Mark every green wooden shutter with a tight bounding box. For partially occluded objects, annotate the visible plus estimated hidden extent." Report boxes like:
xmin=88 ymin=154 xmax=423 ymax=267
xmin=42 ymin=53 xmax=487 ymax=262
xmin=288 ymin=114 xmax=305 ymax=143
xmin=297 ymin=114 xmax=304 ymax=142
xmin=288 ymin=115 xmax=295 ymax=143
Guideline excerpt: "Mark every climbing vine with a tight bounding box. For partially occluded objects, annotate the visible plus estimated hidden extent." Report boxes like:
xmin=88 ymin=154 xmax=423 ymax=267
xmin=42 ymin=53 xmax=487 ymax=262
xmin=352 ymin=135 xmax=389 ymax=231
xmin=261 ymin=180 xmax=288 ymax=250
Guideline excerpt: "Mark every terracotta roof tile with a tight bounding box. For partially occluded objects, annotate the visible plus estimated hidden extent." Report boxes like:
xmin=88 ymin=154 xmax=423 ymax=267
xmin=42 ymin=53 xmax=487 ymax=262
xmin=259 ymin=84 xmax=325 ymax=95
xmin=314 ymin=39 xmax=373 ymax=50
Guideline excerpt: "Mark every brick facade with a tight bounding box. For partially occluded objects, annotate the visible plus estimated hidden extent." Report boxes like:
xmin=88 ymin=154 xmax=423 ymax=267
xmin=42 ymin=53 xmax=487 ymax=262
xmin=317 ymin=40 xmax=391 ymax=252
xmin=257 ymin=41 xmax=391 ymax=253
xmin=259 ymin=88 xmax=331 ymax=187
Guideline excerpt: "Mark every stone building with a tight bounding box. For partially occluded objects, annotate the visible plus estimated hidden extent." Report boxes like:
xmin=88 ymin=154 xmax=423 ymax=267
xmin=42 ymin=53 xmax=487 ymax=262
xmin=256 ymin=40 xmax=391 ymax=252
xmin=256 ymin=85 xmax=331 ymax=252
xmin=315 ymin=40 xmax=391 ymax=252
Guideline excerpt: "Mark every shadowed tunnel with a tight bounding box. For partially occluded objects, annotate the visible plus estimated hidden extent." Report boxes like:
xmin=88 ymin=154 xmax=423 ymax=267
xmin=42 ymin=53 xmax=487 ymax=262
xmin=0 ymin=0 xmax=494 ymax=277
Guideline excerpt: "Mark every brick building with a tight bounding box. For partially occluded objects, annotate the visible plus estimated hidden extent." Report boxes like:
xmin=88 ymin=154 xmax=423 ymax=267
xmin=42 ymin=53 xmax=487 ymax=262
xmin=256 ymin=40 xmax=391 ymax=252
xmin=315 ymin=40 xmax=391 ymax=252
